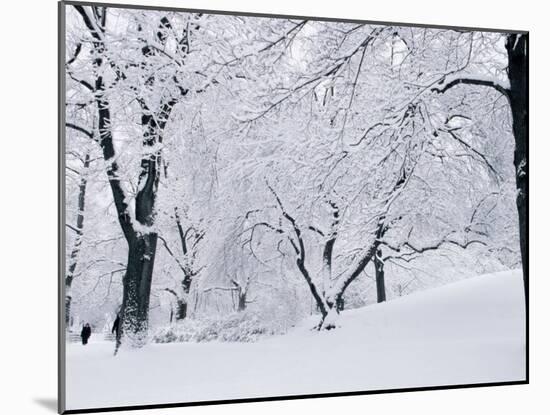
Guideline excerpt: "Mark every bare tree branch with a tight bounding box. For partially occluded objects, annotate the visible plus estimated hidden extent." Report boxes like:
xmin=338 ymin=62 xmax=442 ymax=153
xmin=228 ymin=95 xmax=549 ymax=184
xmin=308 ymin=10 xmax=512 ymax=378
xmin=432 ymin=77 xmax=510 ymax=101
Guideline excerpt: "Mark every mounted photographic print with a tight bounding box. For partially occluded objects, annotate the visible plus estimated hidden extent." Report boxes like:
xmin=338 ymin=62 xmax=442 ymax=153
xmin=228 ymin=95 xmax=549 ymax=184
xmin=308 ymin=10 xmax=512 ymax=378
xmin=59 ymin=1 xmax=528 ymax=413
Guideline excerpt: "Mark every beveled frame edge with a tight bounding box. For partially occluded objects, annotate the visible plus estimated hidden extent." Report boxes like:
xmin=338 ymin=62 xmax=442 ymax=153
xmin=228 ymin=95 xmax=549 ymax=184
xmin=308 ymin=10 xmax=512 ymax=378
xmin=62 ymin=380 xmax=528 ymax=415
xmin=57 ymin=1 xmax=529 ymax=414
xmin=61 ymin=0 xmax=529 ymax=34
xmin=59 ymin=1 xmax=67 ymax=414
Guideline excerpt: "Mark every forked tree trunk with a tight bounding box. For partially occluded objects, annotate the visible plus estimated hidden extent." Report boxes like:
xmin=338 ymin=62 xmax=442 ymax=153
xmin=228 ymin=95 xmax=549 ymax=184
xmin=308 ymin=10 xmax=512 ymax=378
xmin=174 ymin=210 xmax=195 ymax=320
xmin=116 ymin=112 xmax=164 ymax=348
xmin=159 ymin=212 xmax=199 ymax=322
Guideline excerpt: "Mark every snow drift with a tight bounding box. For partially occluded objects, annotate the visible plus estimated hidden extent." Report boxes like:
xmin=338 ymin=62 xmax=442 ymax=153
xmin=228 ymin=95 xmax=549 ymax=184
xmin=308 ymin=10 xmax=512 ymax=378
xmin=65 ymin=270 xmax=526 ymax=411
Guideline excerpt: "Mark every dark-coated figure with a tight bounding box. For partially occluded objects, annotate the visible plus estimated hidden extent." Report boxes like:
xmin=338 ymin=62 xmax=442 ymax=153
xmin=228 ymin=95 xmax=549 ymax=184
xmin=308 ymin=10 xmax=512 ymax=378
xmin=80 ymin=323 xmax=92 ymax=345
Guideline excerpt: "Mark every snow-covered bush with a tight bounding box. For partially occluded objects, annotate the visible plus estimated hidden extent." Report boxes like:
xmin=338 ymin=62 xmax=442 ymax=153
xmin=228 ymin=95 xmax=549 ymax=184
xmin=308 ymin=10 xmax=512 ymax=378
xmin=152 ymin=311 xmax=289 ymax=343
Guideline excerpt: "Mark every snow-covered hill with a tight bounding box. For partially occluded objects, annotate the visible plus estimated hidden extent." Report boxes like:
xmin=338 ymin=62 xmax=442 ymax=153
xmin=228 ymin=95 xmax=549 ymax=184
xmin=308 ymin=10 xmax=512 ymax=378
xmin=65 ymin=270 xmax=526 ymax=411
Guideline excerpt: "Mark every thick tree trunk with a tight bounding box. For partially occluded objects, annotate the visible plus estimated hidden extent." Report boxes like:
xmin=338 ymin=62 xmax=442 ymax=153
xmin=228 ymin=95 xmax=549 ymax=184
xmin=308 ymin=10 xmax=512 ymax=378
xmin=374 ymin=248 xmax=386 ymax=303
xmin=118 ymin=233 xmax=158 ymax=347
xmin=116 ymin=73 xmax=170 ymax=348
xmin=113 ymin=109 xmax=172 ymax=348
xmin=506 ymin=34 xmax=528 ymax=285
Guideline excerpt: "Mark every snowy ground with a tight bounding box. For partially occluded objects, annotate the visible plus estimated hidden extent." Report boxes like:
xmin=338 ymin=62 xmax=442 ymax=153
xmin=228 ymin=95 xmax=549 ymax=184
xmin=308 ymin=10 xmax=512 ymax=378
xmin=65 ymin=270 xmax=526 ymax=411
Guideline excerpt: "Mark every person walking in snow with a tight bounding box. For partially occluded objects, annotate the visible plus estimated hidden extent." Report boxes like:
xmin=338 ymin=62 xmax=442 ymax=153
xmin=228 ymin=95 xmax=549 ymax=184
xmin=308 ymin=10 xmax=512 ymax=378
xmin=112 ymin=311 xmax=121 ymax=355
xmin=112 ymin=313 xmax=120 ymax=337
xmin=80 ymin=323 xmax=92 ymax=345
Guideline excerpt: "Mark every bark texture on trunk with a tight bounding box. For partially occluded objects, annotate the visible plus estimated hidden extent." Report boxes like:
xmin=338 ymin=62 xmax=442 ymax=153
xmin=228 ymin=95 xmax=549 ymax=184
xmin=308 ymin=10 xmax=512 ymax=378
xmin=120 ymin=233 xmax=158 ymax=347
xmin=506 ymin=33 xmax=528 ymax=286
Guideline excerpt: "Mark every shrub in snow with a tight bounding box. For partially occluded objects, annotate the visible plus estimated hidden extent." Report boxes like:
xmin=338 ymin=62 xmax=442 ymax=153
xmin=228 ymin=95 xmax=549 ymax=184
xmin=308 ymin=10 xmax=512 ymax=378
xmin=152 ymin=311 xmax=287 ymax=343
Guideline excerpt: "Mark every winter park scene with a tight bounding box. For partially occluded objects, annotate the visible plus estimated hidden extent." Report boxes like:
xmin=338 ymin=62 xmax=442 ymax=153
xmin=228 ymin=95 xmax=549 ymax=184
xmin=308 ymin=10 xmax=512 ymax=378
xmin=63 ymin=3 xmax=527 ymax=411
